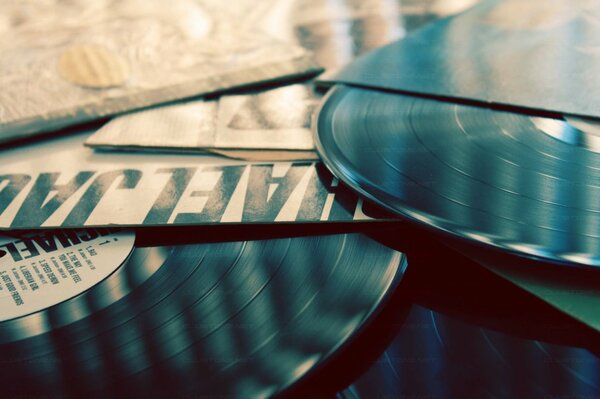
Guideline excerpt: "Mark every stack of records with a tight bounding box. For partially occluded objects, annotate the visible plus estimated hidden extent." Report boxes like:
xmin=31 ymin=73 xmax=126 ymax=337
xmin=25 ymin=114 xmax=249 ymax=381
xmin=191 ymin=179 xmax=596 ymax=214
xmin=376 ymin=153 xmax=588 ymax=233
xmin=2 ymin=0 xmax=600 ymax=397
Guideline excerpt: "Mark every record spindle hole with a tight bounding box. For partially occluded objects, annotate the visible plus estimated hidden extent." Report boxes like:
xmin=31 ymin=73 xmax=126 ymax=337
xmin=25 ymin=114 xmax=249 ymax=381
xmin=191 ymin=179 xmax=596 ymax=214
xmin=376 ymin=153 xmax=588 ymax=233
xmin=0 ymin=250 xmax=5 ymax=258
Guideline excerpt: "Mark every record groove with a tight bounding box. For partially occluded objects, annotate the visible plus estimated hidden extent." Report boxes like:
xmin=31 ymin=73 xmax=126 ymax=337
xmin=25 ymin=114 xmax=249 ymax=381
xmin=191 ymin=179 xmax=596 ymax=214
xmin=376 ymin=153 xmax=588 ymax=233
xmin=315 ymin=84 xmax=600 ymax=267
xmin=0 ymin=232 xmax=405 ymax=397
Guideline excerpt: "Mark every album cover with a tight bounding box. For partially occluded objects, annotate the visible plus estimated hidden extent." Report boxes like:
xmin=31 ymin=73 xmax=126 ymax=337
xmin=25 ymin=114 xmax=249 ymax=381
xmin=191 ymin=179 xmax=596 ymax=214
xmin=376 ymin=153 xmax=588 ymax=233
xmin=0 ymin=133 xmax=392 ymax=229
xmin=320 ymin=0 xmax=600 ymax=118
xmin=0 ymin=0 xmax=319 ymax=143
xmin=85 ymin=84 xmax=319 ymax=161
xmin=84 ymin=0 xmax=465 ymax=161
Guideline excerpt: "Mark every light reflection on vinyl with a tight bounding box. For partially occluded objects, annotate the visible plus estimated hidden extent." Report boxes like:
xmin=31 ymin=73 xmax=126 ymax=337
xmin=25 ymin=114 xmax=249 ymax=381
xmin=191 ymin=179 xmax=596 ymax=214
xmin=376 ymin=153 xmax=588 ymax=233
xmin=315 ymin=84 xmax=600 ymax=267
xmin=0 ymin=233 xmax=405 ymax=397
xmin=338 ymin=237 xmax=600 ymax=398
xmin=341 ymin=306 xmax=600 ymax=399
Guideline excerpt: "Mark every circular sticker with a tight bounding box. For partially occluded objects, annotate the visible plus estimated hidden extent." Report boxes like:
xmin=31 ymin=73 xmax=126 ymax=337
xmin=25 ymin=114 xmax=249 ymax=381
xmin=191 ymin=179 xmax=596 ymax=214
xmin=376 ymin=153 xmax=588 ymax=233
xmin=57 ymin=45 xmax=130 ymax=89
xmin=0 ymin=229 xmax=135 ymax=321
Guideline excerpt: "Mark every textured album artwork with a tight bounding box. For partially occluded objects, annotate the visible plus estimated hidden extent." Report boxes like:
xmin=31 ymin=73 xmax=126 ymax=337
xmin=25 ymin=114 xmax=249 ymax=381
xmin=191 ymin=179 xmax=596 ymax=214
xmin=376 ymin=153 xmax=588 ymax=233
xmin=216 ymin=84 xmax=317 ymax=150
xmin=323 ymin=0 xmax=600 ymax=118
xmin=0 ymin=0 xmax=318 ymax=143
xmin=85 ymin=0 xmax=461 ymax=161
xmin=85 ymin=84 xmax=320 ymax=161
xmin=0 ymin=134 xmax=391 ymax=229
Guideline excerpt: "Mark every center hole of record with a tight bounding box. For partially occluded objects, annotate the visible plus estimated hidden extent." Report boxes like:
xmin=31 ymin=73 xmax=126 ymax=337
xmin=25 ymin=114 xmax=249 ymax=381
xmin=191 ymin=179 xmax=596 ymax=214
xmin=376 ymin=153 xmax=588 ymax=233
xmin=531 ymin=116 xmax=600 ymax=154
xmin=0 ymin=250 xmax=6 ymax=258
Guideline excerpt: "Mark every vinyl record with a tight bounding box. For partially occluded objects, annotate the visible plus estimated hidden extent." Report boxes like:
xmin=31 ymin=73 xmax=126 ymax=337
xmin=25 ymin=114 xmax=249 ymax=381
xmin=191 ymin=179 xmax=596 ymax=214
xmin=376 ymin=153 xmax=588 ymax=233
xmin=341 ymin=305 xmax=600 ymax=399
xmin=315 ymin=84 xmax=600 ymax=267
xmin=0 ymin=229 xmax=405 ymax=397
xmin=338 ymin=233 xmax=600 ymax=398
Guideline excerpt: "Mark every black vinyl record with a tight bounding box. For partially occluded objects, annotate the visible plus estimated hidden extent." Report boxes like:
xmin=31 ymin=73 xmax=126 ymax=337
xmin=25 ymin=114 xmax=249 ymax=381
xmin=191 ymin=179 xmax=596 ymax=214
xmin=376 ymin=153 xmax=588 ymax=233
xmin=315 ymin=84 xmax=600 ymax=268
xmin=341 ymin=305 xmax=600 ymax=399
xmin=0 ymin=230 xmax=405 ymax=397
xmin=338 ymin=234 xmax=600 ymax=399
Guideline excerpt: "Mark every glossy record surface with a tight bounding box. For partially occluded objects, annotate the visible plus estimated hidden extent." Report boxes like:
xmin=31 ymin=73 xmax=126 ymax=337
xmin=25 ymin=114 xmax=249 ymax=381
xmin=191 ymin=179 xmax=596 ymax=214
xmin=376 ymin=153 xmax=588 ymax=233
xmin=0 ymin=233 xmax=404 ymax=396
xmin=343 ymin=305 xmax=600 ymax=398
xmin=315 ymin=85 xmax=600 ymax=267
xmin=339 ymin=235 xmax=600 ymax=398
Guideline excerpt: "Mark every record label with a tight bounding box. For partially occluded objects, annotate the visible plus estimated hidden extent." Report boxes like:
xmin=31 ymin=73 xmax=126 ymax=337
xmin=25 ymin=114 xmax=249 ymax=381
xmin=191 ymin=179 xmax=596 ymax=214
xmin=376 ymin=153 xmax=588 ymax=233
xmin=0 ymin=229 xmax=134 ymax=321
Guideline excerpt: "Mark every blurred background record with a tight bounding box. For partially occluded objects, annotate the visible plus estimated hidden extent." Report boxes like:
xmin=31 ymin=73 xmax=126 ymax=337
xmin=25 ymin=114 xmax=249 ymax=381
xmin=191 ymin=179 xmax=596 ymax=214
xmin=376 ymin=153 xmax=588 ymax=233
xmin=0 ymin=0 xmax=318 ymax=144
xmin=315 ymin=85 xmax=600 ymax=267
xmin=85 ymin=0 xmax=482 ymax=160
xmin=0 ymin=230 xmax=406 ymax=397
xmin=341 ymin=305 xmax=600 ymax=399
xmin=339 ymin=235 xmax=600 ymax=398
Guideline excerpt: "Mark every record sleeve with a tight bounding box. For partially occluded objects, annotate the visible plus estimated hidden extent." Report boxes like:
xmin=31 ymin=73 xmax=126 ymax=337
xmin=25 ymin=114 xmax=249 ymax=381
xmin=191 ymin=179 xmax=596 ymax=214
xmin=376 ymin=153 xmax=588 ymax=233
xmin=319 ymin=0 xmax=600 ymax=118
xmin=84 ymin=0 xmax=463 ymax=160
xmin=460 ymin=243 xmax=600 ymax=332
xmin=85 ymin=84 xmax=320 ymax=161
xmin=0 ymin=0 xmax=319 ymax=144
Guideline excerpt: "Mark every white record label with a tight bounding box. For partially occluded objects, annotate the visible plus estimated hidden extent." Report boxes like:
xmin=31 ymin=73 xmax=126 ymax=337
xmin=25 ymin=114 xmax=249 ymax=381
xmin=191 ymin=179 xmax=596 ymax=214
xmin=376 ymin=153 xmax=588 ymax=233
xmin=0 ymin=229 xmax=135 ymax=321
